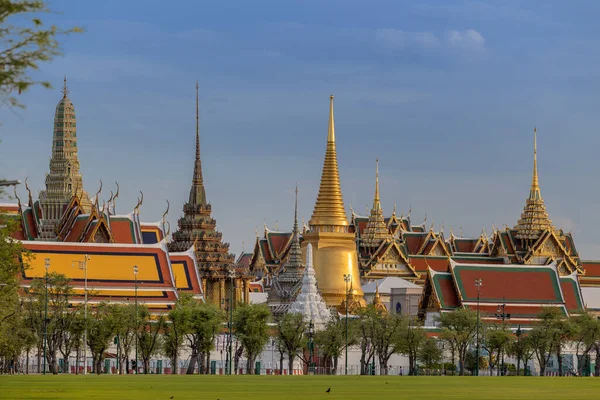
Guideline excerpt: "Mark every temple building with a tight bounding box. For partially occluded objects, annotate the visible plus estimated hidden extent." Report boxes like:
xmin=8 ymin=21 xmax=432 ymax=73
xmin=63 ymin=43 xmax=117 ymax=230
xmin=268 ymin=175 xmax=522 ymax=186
xmin=38 ymin=77 xmax=92 ymax=240
xmin=168 ymin=82 xmax=252 ymax=309
xmin=249 ymin=120 xmax=600 ymax=317
xmin=301 ymin=96 xmax=365 ymax=309
xmin=266 ymin=186 xmax=305 ymax=316
xmin=2 ymin=81 xmax=205 ymax=313
xmin=287 ymin=244 xmax=332 ymax=330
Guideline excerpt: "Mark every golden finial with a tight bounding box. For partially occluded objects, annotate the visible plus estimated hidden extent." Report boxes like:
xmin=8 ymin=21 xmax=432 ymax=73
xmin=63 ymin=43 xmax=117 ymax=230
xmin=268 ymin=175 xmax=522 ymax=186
xmin=274 ymin=220 xmax=279 ymax=230
xmin=62 ymin=75 xmax=70 ymax=98
xmin=242 ymin=240 xmax=245 ymax=253
xmin=532 ymin=126 xmax=539 ymax=190
xmin=162 ymin=199 xmax=170 ymax=233
xmin=13 ymin=186 xmax=22 ymax=211
xmin=460 ymin=226 xmax=463 ymax=236
xmin=113 ymin=182 xmax=120 ymax=214
xmin=408 ymin=204 xmax=412 ymax=217
xmin=393 ymin=202 xmax=397 ymax=216
xmin=375 ymin=158 xmax=380 ymax=203
xmin=449 ymin=227 xmax=454 ymax=237
xmin=328 ymin=95 xmax=335 ymax=142
xmin=423 ymin=212 xmax=427 ymax=223
xmin=255 ymin=226 xmax=259 ymax=239
xmin=165 ymin=221 xmax=171 ymax=236
xmin=134 ymin=191 xmax=144 ymax=215
xmin=94 ymin=180 xmax=103 ymax=209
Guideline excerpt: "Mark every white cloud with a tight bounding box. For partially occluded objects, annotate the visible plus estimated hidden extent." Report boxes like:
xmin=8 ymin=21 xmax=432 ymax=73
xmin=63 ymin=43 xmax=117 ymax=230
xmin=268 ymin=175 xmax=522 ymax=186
xmin=446 ymin=29 xmax=486 ymax=49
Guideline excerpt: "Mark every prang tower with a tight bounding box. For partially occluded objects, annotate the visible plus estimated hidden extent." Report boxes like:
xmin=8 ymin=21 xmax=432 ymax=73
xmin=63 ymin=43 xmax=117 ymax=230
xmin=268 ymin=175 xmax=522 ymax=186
xmin=301 ymin=96 xmax=364 ymax=308
xmin=38 ymin=77 xmax=92 ymax=240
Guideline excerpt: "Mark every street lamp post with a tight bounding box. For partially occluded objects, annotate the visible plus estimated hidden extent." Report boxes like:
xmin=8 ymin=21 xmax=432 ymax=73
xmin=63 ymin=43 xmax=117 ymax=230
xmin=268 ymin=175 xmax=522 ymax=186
xmin=43 ymin=258 xmax=50 ymax=375
xmin=133 ymin=265 xmax=139 ymax=375
xmin=73 ymin=255 xmax=90 ymax=375
xmin=495 ymin=300 xmax=511 ymax=376
xmin=474 ymin=278 xmax=483 ymax=377
xmin=308 ymin=320 xmax=314 ymax=374
xmin=228 ymin=267 xmax=235 ymax=375
xmin=343 ymin=273 xmax=352 ymax=376
xmin=516 ymin=325 xmax=522 ymax=376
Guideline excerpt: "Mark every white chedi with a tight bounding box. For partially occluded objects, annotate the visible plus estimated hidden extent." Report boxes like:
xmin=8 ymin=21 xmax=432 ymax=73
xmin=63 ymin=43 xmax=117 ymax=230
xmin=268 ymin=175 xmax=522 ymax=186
xmin=288 ymin=243 xmax=332 ymax=330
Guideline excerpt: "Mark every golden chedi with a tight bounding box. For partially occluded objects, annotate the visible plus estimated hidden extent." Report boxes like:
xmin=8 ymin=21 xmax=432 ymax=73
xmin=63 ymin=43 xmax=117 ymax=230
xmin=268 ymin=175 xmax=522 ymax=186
xmin=302 ymin=95 xmax=365 ymax=308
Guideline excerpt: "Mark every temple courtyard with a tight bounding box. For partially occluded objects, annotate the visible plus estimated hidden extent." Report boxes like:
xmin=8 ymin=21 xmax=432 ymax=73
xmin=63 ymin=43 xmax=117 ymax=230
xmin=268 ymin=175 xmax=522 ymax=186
xmin=0 ymin=375 xmax=598 ymax=399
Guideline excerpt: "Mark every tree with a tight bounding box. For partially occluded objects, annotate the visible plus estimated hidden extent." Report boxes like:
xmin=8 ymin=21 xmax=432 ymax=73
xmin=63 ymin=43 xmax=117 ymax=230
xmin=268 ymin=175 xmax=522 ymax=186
xmin=164 ymin=294 xmax=195 ymax=375
xmin=28 ymin=272 xmax=75 ymax=374
xmin=276 ymin=313 xmax=306 ymax=375
xmin=571 ymin=313 xmax=600 ymax=376
xmin=438 ymin=308 xmax=478 ymax=376
xmin=233 ymin=303 xmax=270 ymax=374
xmin=58 ymin=311 xmax=84 ymax=373
xmin=510 ymin=331 xmax=534 ymax=376
xmin=0 ymin=216 xmax=24 ymax=328
xmin=113 ymin=303 xmax=141 ymax=374
xmin=183 ymin=301 xmax=223 ymax=374
xmin=138 ymin=314 xmax=165 ymax=374
xmin=1 ymin=0 xmax=81 ymax=109
xmin=355 ymin=305 xmax=379 ymax=375
xmin=398 ymin=318 xmax=427 ymax=375
xmin=373 ymin=313 xmax=405 ymax=375
xmin=86 ymin=303 xmax=118 ymax=374
xmin=418 ymin=337 xmax=443 ymax=371
xmin=315 ymin=316 xmax=348 ymax=375
xmin=484 ymin=324 xmax=513 ymax=376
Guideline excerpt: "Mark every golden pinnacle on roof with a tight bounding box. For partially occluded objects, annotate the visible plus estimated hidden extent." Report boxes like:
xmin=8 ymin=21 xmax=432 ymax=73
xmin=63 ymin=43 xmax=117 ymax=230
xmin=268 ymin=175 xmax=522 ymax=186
xmin=189 ymin=81 xmax=207 ymax=205
xmin=309 ymin=95 xmax=349 ymax=228
xmin=62 ymin=75 xmax=70 ymax=99
xmin=515 ymin=127 xmax=553 ymax=241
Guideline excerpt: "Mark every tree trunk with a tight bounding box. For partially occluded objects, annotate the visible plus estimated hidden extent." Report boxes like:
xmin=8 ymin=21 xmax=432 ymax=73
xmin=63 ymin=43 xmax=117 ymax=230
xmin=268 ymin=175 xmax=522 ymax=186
xmin=288 ymin=354 xmax=295 ymax=375
xmin=198 ymin=352 xmax=205 ymax=374
xmin=333 ymin=356 xmax=338 ymax=375
xmin=556 ymin=348 xmax=563 ymax=377
xmin=187 ymin=349 xmax=198 ymax=374
xmin=595 ymin=347 xmax=600 ymax=377
xmin=143 ymin=358 xmax=150 ymax=374
xmin=279 ymin=352 xmax=284 ymax=375
xmin=247 ymin=356 xmax=253 ymax=375
xmin=458 ymin=351 xmax=465 ymax=376
xmin=125 ymin=358 xmax=130 ymax=375
xmin=206 ymin=352 xmax=211 ymax=375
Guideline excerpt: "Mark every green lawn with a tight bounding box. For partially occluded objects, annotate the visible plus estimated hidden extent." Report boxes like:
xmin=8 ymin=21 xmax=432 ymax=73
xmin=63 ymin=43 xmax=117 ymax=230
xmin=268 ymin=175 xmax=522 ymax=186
xmin=0 ymin=375 xmax=598 ymax=400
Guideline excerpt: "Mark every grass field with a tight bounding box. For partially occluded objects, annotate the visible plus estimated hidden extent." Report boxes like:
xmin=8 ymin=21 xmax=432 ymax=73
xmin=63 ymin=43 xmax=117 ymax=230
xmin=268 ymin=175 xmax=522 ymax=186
xmin=0 ymin=375 xmax=599 ymax=400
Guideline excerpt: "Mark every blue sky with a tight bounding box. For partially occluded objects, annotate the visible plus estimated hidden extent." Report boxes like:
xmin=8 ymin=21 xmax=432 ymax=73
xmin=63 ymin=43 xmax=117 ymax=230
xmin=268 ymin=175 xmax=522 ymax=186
xmin=2 ymin=0 xmax=600 ymax=257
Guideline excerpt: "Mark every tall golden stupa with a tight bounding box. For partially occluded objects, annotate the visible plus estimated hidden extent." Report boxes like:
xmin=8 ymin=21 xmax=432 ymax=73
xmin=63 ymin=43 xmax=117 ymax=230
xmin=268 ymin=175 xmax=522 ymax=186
xmin=301 ymin=95 xmax=365 ymax=308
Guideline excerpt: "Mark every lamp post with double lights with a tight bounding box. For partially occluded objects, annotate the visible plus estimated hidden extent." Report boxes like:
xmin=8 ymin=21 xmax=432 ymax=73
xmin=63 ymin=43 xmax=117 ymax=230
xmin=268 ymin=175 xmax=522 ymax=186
xmin=495 ymin=300 xmax=511 ymax=376
xmin=72 ymin=254 xmax=90 ymax=374
xmin=474 ymin=278 xmax=483 ymax=377
xmin=43 ymin=258 xmax=50 ymax=375
xmin=133 ymin=265 xmax=139 ymax=374
xmin=343 ymin=273 xmax=352 ymax=375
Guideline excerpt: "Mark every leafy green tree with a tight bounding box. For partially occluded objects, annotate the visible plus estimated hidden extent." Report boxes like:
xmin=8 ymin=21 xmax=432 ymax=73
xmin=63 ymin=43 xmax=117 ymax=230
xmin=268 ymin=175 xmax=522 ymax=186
xmin=484 ymin=324 xmax=513 ymax=376
xmin=87 ymin=303 xmax=119 ymax=374
xmin=58 ymin=311 xmax=84 ymax=373
xmin=398 ymin=318 xmax=427 ymax=375
xmin=28 ymin=272 xmax=74 ymax=374
xmin=571 ymin=313 xmax=600 ymax=376
xmin=163 ymin=294 xmax=196 ymax=375
xmin=418 ymin=337 xmax=443 ymax=370
xmin=0 ymin=0 xmax=81 ymax=109
xmin=138 ymin=313 xmax=165 ymax=374
xmin=276 ymin=312 xmax=306 ymax=375
xmin=374 ymin=313 xmax=405 ymax=375
xmin=113 ymin=303 xmax=141 ymax=374
xmin=233 ymin=303 xmax=270 ymax=374
xmin=182 ymin=300 xmax=224 ymax=374
xmin=438 ymin=308 xmax=478 ymax=376
xmin=315 ymin=315 xmax=349 ymax=375
xmin=0 ymin=216 xmax=24 ymax=328
xmin=355 ymin=305 xmax=379 ymax=375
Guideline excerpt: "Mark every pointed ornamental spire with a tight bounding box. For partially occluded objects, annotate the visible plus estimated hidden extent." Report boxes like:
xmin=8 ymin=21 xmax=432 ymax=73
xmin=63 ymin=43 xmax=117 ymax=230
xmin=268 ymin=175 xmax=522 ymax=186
xmin=515 ymin=127 xmax=552 ymax=241
xmin=61 ymin=75 xmax=70 ymax=99
xmin=284 ymin=184 xmax=303 ymax=270
xmin=309 ymin=95 xmax=349 ymax=228
xmin=362 ymin=158 xmax=389 ymax=246
xmin=189 ymin=81 xmax=207 ymax=205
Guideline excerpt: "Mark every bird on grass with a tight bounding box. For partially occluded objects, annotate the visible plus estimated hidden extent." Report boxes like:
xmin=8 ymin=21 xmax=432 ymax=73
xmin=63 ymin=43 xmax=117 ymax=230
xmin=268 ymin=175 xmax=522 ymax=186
xmin=326 ymin=388 xmax=331 ymax=394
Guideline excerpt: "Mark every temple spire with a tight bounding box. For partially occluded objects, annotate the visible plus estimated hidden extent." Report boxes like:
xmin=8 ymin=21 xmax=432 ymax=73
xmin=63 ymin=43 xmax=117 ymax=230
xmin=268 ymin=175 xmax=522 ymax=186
xmin=62 ymin=75 xmax=69 ymax=99
xmin=362 ymin=158 xmax=388 ymax=246
xmin=514 ymin=127 xmax=552 ymax=242
xmin=309 ymin=95 xmax=349 ymax=228
xmin=189 ymin=81 xmax=207 ymax=205
xmin=285 ymin=184 xmax=303 ymax=269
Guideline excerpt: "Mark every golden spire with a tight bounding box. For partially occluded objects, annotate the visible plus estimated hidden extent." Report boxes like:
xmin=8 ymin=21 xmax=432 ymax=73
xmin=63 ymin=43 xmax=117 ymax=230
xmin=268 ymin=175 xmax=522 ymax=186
xmin=309 ymin=95 xmax=349 ymax=228
xmin=515 ymin=127 xmax=552 ymax=242
xmin=362 ymin=158 xmax=389 ymax=246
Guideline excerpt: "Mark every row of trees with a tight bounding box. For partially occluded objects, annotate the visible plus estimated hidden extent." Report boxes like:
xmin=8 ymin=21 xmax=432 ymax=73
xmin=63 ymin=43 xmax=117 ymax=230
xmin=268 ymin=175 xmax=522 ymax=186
xmin=437 ymin=307 xmax=600 ymax=376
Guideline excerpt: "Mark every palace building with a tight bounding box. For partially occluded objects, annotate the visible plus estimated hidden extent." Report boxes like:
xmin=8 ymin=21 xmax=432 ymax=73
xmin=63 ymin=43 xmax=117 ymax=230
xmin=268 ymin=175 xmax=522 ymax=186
xmin=249 ymin=111 xmax=600 ymax=319
xmin=1 ymin=80 xmax=259 ymax=313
